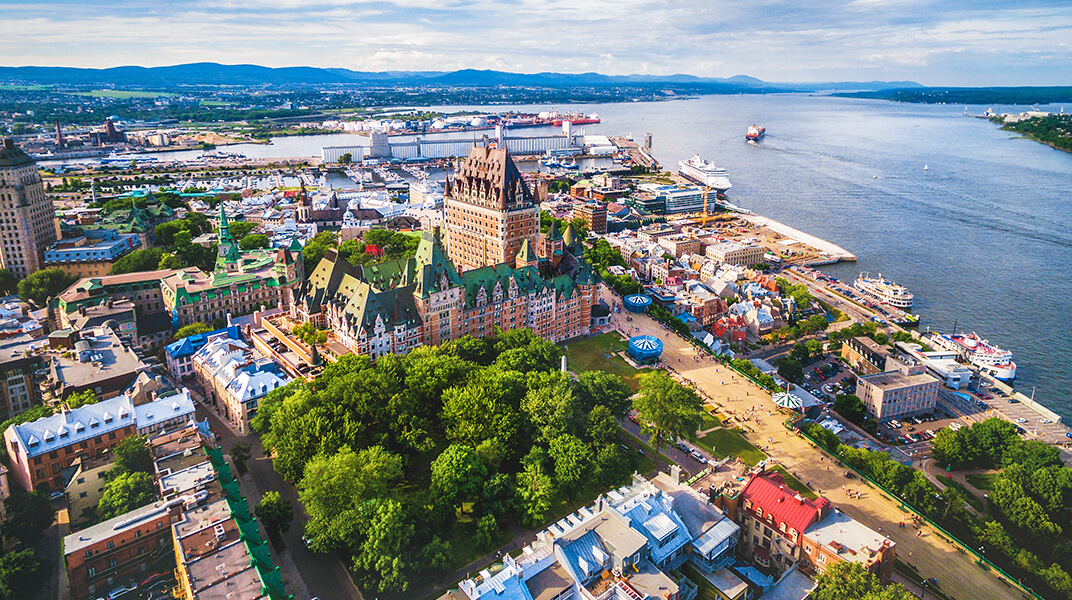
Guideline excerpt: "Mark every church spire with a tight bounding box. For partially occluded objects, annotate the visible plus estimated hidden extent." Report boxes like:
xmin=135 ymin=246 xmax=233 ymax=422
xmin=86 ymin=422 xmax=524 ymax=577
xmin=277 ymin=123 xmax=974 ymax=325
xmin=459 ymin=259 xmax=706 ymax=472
xmin=219 ymin=206 xmax=232 ymax=245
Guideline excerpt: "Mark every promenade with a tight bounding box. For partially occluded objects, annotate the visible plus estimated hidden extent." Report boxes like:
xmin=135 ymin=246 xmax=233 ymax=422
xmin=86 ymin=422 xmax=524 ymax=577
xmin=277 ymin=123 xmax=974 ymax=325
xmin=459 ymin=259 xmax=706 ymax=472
xmin=607 ymin=286 xmax=1021 ymax=600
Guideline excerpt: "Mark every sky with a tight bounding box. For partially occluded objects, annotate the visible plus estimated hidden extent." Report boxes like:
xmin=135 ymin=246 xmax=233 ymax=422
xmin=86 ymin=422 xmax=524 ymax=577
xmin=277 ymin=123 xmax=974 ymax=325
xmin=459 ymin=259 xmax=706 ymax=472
xmin=1 ymin=0 xmax=1070 ymax=86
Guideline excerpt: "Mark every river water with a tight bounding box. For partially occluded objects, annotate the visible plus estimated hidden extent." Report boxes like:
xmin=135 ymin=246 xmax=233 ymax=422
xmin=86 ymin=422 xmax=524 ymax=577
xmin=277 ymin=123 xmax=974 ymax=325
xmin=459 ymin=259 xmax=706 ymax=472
xmin=55 ymin=95 xmax=1072 ymax=419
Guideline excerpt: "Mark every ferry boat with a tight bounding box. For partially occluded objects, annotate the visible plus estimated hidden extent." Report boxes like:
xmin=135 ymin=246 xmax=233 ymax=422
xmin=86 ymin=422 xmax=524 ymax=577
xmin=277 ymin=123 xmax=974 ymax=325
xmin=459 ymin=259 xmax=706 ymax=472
xmin=854 ymin=273 xmax=913 ymax=308
xmin=677 ymin=154 xmax=732 ymax=191
xmin=930 ymin=332 xmax=1017 ymax=381
xmin=746 ymin=125 xmax=766 ymax=141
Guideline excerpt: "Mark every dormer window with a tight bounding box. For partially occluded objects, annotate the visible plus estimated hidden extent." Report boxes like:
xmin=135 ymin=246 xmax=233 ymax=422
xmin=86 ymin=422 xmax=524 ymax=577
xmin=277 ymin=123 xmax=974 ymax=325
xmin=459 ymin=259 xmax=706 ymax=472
xmin=75 ymin=422 xmax=85 ymax=433
xmin=103 ymin=412 xmax=113 ymax=424
xmin=43 ymin=430 xmax=54 ymax=442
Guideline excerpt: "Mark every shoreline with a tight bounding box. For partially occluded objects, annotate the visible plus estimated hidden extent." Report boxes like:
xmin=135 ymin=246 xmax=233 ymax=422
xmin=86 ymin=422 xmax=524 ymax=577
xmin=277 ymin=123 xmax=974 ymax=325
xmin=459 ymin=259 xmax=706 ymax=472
xmin=739 ymin=213 xmax=857 ymax=265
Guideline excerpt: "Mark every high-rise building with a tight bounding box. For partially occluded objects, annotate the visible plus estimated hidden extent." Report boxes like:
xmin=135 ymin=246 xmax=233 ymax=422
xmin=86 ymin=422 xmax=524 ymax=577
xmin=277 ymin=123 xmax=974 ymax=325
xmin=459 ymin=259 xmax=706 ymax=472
xmin=443 ymin=146 xmax=538 ymax=271
xmin=0 ymin=138 xmax=59 ymax=278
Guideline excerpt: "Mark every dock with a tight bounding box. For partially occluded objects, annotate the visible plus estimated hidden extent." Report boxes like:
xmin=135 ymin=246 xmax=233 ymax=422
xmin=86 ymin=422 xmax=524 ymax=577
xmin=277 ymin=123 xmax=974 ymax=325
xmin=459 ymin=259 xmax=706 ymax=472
xmin=741 ymin=214 xmax=856 ymax=264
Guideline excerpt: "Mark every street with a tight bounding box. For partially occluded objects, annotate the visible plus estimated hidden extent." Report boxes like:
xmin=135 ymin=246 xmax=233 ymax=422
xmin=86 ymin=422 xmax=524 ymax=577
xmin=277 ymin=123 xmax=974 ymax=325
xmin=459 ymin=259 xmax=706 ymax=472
xmin=194 ymin=402 xmax=363 ymax=600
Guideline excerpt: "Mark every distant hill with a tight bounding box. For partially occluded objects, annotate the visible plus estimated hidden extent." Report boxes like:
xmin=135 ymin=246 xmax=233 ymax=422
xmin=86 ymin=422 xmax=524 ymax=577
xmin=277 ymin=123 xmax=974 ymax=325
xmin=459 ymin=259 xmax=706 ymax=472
xmin=0 ymin=62 xmax=921 ymax=92
xmin=835 ymin=86 xmax=1072 ymax=104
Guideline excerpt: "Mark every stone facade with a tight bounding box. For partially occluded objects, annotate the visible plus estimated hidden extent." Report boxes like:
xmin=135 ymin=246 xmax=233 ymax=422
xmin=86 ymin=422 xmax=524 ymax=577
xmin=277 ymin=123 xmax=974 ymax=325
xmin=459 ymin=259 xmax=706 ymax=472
xmin=0 ymin=139 xmax=60 ymax=278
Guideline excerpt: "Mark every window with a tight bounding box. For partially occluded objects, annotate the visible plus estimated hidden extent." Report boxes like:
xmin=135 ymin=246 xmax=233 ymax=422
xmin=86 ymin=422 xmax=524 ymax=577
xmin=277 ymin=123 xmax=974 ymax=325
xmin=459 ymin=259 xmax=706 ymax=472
xmin=106 ymin=541 xmax=113 ymax=550
xmin=88 ymin=567 xmax=96 ymax=577
xmin=85 ymin=550 xmax=92 ymax=558
xmin=818 ymin=553 xmax=826 ymax=563
xmin=135 ymin=530 xmax=141 ymax=539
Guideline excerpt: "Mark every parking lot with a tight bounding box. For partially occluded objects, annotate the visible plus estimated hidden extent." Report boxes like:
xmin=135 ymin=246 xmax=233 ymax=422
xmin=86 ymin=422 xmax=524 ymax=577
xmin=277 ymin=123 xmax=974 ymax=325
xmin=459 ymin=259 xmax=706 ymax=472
xmin=799 ymin=357 xmax=856 ymax=401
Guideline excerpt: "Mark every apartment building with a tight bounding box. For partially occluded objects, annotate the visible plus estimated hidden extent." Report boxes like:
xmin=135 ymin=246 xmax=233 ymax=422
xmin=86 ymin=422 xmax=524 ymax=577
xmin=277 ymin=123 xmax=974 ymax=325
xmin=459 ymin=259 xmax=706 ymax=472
xmin=0 ymin=138 xmax=60 ymax=278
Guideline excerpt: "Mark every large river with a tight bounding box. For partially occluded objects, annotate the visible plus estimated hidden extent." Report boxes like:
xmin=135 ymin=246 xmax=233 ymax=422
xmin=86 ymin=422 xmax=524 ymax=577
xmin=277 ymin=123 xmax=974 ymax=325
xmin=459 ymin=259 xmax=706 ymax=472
xmin=76 ymin=95 xmax=1072 ymax=419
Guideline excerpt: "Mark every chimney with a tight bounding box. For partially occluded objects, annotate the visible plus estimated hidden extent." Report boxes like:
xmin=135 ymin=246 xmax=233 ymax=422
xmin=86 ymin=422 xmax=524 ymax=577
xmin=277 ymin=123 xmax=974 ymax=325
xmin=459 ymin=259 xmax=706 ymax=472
xmin=79 ymin=305 xmax=86 ymax=317
xmin=670 ymin=464 xmax=681 ymax=485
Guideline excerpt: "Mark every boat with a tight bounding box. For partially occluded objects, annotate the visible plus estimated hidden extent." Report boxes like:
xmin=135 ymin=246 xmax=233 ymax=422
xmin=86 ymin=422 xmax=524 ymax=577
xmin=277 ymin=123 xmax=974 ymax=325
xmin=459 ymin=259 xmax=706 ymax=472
xmin=930 ymin=332 xmax=1017 ymax=380
xmin=551 ymin=112 xmax=600 ymax=126
xmin=677 ymin=154 xmax=732 ymax=191
xmin=854 ymin=272 xmax=914 ymax=308
xmin=746 ymin=125 xmax=766 ymax=141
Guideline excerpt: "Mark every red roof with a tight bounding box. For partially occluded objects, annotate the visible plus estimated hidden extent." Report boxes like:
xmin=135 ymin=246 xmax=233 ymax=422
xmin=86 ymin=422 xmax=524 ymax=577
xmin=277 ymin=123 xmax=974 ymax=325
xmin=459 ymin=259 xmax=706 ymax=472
xmin=741 ymin=470 xmax=830 ymax=537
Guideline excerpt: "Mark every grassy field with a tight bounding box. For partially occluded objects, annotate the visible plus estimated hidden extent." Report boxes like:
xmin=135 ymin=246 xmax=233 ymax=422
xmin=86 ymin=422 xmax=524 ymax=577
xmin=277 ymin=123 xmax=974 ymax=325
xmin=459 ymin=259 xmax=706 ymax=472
xmin=965 ymin=472 xmax=999 ymax=491
xmin=693 ymin=428 xmax=767 ymax=465
xmin=699 ymin=411 xmax=721 ymax=431
xmin=563 ymin=332 xmax=655 ymax=391
xmin=768 ymin=465 xmax=818 ymax=499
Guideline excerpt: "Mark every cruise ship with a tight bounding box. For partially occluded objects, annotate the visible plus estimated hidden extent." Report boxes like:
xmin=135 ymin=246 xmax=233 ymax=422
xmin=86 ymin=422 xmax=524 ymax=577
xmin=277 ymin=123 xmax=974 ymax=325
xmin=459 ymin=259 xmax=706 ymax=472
xmin=746 ymin=125 xmax=766 ymax=140
xmin=930 ymin=332 xmax=1017 ymax=381
xmin=854 ymin=273 xmax=914 ymax=309
xmin=677 ymin=154 xmax=732 ymax=191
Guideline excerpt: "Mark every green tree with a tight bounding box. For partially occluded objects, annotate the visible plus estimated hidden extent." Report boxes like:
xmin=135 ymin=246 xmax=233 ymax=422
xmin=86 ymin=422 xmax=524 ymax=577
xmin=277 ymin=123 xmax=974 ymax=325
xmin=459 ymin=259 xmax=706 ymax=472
xmin=777 ymin=357 xmax=804 ymax=383
xmin=293 ymin=321 xmax=327 ymax=348
xmin=109 ymin=247 xmax=165 ymax=275
xmin=521 ymin=373 xmax=579 ymax=443
xmin=255 ymin=491 xmax=294 ymax=533
xmin=548 ymin=434 xmax=591 ymax=500
xmin=298 ymin=445 xmax=403 ymax=552
xmin=811 ymin=561 xmax=915 ymax=600
xmin=515 ymin=452 xmax=555 ymax=527
xmin=418 ymin=535 xmax=452 ymax=572
xmin=302 ymin=231 xmax=338 ymax=274
xmin=587 ymin=405 xmax=621 ymax=447
xmin=112 ymin=435 xmax=152 ymax=476
xmin=98 ymin=471 xmax=156 ymax=520
xmin=480 ymin=473 xmax=515 ymax=518
xmin=833 ymin=394 xmax=867 ymax=425
xmin=1 ymin=491 xmax=54 ymax=546
xmin=0 ymin=405 xmax=53 ymax=432
xmin=1040 ymin=564 xmax=1072 ymax=598
xmin=0 ymin=268 xmax=17 ymax=296
xmin=338 ymin=152 xmax=353 ymax=164
xmin=431 ymin=444 xmax=487 ymax=509
xmin=354 ymin=499 xmax=413 ymax=594
xmin=0 ymin=549 xmax=46 ymax=600
xmin=632 ymin=371 xmax=704 ymax=460
xmin=929 ymin=427 xmax=970 ymax=469
xmin=473 ymin=514 xmax=498 ymax=551
xmin=174 ymin=322 xmax=212 ymax=340
xmin=441 ymin=372 xmax=523 ymax=451
xmin=574 ymin=370 xmax=632 ymax=416
xmin=230 ymin=441 xmax=252 ymax=474
xmin=65 ymin=389 xmax=99 ymax=409
xmin=979 ymin=520 xmax=1018 ymax=558
xmin=228 ymin=221 xmax=257 ymax=239
xmin=240 ymin=233 xmax=270 ymax=250
xmin=18 ymin=268 xmax=76 ymax=305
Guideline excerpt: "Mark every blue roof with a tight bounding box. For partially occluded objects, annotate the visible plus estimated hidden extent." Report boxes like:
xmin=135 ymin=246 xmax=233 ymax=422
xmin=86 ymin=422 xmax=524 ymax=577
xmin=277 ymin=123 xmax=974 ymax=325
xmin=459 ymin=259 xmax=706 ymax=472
xmin=559 ymin=529 xmax=610 ymax=584
xmin=165 ymin=326 xmax=241 ymax=360
xmin=133 ymin=390 xmax=195 ymax=431
xmin=623 ymin=497 xmax=691 ymax=565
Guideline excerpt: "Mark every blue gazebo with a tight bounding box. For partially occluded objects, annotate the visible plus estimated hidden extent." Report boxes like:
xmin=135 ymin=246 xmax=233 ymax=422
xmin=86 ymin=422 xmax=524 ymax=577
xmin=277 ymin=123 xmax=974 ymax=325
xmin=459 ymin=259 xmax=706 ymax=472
xmin=624 ymin=294 xmax=653 ymax=313
xmin=628 ymin=335 xmax=664 ymax=364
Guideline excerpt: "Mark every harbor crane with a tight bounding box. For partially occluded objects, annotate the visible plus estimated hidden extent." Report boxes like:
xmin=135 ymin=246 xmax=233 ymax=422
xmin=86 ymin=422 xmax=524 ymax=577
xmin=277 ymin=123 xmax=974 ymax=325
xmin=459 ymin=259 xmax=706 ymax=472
xmin=702 ymin=186 xmax=712 ymax=227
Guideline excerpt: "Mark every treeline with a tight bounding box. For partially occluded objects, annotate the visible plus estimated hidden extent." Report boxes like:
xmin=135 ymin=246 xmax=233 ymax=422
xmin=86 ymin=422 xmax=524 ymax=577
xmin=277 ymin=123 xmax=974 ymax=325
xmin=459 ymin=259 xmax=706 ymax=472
xmin=804 ymin=418 xmax=1072 ymax=599
xmin=1002 ymin=115 xmax=1072 ymax=153
xmin=834 ymin=87 xmax=1072 ymax=105
xmin=250 ymin=329 xmax=646 ymax=594
xmin=588 ymin=239 xmax=642 ymax=296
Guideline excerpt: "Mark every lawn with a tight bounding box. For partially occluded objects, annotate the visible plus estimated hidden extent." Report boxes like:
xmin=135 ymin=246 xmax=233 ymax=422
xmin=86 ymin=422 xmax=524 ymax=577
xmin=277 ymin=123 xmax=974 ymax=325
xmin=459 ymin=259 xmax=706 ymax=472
xmin=699 ymin=411 xmax=721 ymax=431
xmin=768 ymin=465 xmax=818 ymax=499
xmin=939 ymin=478 xmax=986 ymax=512
xmin=693 ymin=428 xmax=767 ymax=465
xmin=965 ymin=472 xmax=999 ymax=491
xmin=444 ymin=517 xmax=514 ymax=572
xmin=562 ymin=332 xmax=655 ymax=391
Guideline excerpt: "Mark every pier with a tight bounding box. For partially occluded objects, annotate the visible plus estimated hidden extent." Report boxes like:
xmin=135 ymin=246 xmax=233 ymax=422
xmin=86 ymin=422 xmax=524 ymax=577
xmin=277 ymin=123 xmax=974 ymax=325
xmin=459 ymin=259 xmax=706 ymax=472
xmin=741 ymin=214 xmax=857 ymax=264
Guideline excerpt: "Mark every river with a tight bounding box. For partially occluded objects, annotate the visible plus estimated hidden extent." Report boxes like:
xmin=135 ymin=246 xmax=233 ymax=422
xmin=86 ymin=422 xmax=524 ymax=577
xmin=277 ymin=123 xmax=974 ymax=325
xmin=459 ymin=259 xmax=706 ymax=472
xmin=54 ymin=95 xmax=1072 ymax=419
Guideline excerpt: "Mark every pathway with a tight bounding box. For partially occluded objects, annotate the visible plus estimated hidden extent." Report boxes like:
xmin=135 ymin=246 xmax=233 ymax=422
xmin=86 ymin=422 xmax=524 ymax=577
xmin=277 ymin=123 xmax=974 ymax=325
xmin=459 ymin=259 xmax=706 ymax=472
xmin=608 ymin=285 xmax=1022 ymax=600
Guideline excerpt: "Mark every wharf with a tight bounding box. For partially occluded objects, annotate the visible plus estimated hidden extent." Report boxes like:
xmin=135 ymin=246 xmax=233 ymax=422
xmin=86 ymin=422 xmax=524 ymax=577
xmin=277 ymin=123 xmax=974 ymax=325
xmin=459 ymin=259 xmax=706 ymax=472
xmin=741 ymin=214 xmax=856 ymax=264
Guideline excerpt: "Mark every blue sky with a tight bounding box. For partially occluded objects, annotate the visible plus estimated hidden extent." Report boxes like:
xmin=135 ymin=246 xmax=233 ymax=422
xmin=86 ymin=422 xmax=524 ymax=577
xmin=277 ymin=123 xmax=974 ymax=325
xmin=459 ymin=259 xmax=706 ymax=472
xmin=1 ymin=0 xmax=1070 ymax=85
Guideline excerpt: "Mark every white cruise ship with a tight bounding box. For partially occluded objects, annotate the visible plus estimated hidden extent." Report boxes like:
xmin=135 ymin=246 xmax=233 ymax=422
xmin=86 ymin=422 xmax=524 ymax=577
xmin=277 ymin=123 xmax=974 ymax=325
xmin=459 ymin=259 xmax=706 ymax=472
xmin=854 ymin=273 xmax=913 ymax=309
xmin=678 ymin=154 xmax=732 ymax=191
xmin=930 ymin=332 xmax=1017 ymax=381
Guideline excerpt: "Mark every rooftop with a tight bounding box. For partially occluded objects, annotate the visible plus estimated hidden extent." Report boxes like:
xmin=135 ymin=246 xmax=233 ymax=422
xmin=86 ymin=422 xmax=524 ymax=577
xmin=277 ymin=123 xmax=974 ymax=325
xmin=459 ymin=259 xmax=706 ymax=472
xmin=859 ymin=370 xmax=937 ymax=390
xmin=7 ymin=394 xmax=135 ymax=458
xmin=58 ymin=270 xmax=180 ymax=306
xmin=51 ymin=327 xmax=146 ymax=390
xmin=185 ymin=539 xmax=267 ymax=600
xmin=804 ymin=509 xmax=893 ymax=566
xmin=134 ymin=389 xmax=196 ymax=431
xmin=741 ymin=470 xmax=831 ymax=536
xmin=160 ymin=460 xmax=215 ymax=496
xmin=64 ymin=497 xmax=182 ymax=555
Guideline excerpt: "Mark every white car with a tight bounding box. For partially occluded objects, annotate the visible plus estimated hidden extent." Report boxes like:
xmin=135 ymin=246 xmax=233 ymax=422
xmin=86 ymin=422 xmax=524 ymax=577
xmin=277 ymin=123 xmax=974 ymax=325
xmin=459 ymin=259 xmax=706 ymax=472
xmin=1041 ymin=419 xmax=1053 ymax=424
xmin=1015 ymin=418 xmax=1028 ymax=424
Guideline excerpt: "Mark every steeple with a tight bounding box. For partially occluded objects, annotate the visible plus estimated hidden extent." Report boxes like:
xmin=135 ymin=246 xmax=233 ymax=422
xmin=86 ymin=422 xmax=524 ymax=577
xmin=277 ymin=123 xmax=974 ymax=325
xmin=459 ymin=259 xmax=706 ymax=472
xmin=219 ymin=206 xmax=232 ymax=245
xmin=563 ymin=223 xmax=577 ymax=248
xmin=516 ymin=239 xmax=537 ymax=268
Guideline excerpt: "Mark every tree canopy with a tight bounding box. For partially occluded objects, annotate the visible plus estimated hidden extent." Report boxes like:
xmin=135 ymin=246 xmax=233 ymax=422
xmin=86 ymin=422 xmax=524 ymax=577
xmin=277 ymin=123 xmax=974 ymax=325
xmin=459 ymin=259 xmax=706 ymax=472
xmin=109 ymin=247 xmax=166 ymax=275
xmin=632 ymin=371 xmax=704 ymax=458
xmin=174 ymin=322 xmax=212 ymax=340
xmin=18 ymin=268 xmax=76 ymax=305
xmin=112 ymin=435 xmax=153 ymax=476
xmin=98 ymin=471 xmax=156 ymax=520
xmin=255 ymin=491 xmax=294 ymax=533
xmin=811 ymin=562 xmax=914 ymax=600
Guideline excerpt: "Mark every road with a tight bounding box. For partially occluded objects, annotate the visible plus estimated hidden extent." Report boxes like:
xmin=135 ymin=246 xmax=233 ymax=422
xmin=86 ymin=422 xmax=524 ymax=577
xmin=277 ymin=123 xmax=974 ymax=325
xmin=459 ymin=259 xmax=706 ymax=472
xmin=608 ymin=285 xmax=1022 ymax=600
xmin=194 ymin=401 xmax=363 ymax=600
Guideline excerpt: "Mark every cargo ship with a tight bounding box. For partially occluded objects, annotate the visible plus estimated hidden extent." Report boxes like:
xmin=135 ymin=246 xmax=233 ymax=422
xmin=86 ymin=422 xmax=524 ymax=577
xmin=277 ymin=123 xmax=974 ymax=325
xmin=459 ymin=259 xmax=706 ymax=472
xmin=552 ymin=113 xmax=601 ymax=126
xmin=854 ymin=273 xmax=913 ymax=308
xmin=746 ymin=125 xmax=766 ymax=141
xmin=929 ymin=332 xmax=1017 ymax=381
xmin=677 ymin=154 xmax=732 ymax=191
